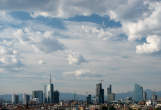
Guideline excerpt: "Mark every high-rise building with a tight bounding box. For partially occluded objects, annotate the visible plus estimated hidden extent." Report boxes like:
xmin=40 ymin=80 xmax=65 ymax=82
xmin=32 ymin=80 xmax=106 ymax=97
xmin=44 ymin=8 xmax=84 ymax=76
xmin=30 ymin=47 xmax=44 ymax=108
xmin=54 ymin=90 xmax=59 ymax=104
xmin=23 ymin=94 xmax=30 ymax=105
xmin=107 ymin=84 xmax=115 ymax=102
xmin=86 ymin=94 xmax=92 ymax=104
xmin=151 ymin=94 xmax=158 ymax=101
xmin=96 ymin=83 xmax=104 ymax=104
xmin=12 ymin=94 xmax=19 ymax=104
xmin=107 ymin=84 xmax=112 ymax=95
xmin=32 ymin=90 xmax=43 ymax=104
xmin=143 ymin=91 xmax=147 ymax=101
xmin=133 ymin=84 xmax=143 ymax=102
xmin=44 ymin=73 xmax=54 ymax=103
xmin=44 ymin=85 xmax=47 ymax=103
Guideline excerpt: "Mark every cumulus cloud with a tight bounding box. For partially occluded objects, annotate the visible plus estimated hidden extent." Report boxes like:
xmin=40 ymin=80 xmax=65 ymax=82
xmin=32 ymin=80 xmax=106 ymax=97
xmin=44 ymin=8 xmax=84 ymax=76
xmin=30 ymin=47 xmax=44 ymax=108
xmin=136 ymin=35 xmax=161 ymax=54
xmin=0 ymin=44 xmax=23 ymax=72
xmin=0 ymin=0 xmax=127 ymax=18
xmin=121 ymin=1 xmax=161 ymax=54
xmin=13 ymin=28 xmax=65 ymax=53
xmin=67 ymin=51 xmax=87 ymax=65
xmin=123 ymin=2 xmax=161 ymax=41
xmin=62 ymin=21 xmax=123 ymax=41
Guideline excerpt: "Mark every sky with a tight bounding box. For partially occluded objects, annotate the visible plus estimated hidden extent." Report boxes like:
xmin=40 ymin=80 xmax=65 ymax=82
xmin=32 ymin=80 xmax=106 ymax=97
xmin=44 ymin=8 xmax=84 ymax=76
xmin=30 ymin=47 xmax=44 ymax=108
xmin=0 ymin=0 xmax=161 ymax=95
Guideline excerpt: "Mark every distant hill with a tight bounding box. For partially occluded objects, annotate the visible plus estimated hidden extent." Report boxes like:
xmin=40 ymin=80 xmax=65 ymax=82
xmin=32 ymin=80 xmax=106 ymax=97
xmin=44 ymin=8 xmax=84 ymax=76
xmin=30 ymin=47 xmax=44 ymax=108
xmin=116 ymin=89 xmax=161 ymax=100
xmin=60 ymin=92 xmax=86 ymax=100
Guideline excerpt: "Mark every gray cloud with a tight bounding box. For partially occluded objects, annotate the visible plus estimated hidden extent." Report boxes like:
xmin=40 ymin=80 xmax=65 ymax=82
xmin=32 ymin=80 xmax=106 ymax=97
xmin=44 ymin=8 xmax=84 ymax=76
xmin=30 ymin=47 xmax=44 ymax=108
xmin=67 ymin=51 xmax=87 ymax=65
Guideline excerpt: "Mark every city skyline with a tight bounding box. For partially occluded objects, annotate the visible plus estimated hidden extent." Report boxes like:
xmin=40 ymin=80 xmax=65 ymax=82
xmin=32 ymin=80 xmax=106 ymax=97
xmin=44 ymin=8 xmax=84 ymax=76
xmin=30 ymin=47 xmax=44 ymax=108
xmin=0 ymin=0 xmax=161 ymax=94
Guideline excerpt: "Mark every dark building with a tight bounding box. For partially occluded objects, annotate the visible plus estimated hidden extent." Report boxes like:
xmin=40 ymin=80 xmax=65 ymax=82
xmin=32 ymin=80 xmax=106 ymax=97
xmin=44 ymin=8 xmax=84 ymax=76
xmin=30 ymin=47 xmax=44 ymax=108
xmin=54 ymin=90 xmax=59 ymax=104
xmin=12 ymin=94 xmax=19 ymax=104
xmin=143 ymin=91 xmax=147 ymax=101
xmin=23 ymin=94 xmax=30 ymax=105
xmin=32 ymin=90 xmax=43 ymax=104
xmin=96 ymin=83 xmax=104 ymax=104
xmin=107 ymin=84 xmax=112 ymax=95
xmin=107 ymin=84 xmax=115 ymax=102
xmin=86 ymin=94 xmax=92 ymax=104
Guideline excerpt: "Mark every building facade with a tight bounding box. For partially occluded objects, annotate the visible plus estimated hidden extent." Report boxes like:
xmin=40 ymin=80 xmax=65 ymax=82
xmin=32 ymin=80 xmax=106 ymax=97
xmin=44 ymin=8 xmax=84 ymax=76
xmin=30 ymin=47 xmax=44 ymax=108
xmin=54 ymin=90 xmax=59 ymax=104
xmin=12 ymin=94 xmax=19 ymax=104
xmin=23 ymin=94 xmax=30 ymax=105
xmin=86 ymin=94 xmax=92 ymax=104
xmin=107 ymin=84 xmax=115 ymax=102
xmin=133 ymin=84 xmax=143 ymax=102
xmin=44 ymin=74 xmax=54 ymax=103
xmin=96 ymin=83 xmax=104 ymax=104
xmin=32 ymin=90 xmax=43 ymax=104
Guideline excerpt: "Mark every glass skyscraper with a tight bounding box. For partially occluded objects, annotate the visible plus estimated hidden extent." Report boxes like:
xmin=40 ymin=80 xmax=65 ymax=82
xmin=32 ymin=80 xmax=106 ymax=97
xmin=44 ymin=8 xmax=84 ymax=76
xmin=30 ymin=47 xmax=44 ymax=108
xmin=107 ymin=84 xmax=115 ymax=102
xmin=44 ymin=73 xmax=54 ymax=103
xmin=133 ymin=83 xmax=143 ymax=102
xmin=32 ymin=90 xmax=43 ymax=104
xmin=96 ymin=83 xmax=104 ymax=104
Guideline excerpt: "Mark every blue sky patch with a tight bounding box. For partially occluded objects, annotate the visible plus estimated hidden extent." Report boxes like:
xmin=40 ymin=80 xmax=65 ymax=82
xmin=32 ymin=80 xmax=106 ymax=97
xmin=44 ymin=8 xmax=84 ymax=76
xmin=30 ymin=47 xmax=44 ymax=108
xmin=66 ymin=14 xmax=122 ymax=28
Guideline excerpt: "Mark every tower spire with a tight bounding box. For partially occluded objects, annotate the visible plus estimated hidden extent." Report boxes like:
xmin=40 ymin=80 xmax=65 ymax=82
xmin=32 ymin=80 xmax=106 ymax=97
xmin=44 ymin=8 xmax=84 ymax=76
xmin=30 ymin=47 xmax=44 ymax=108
xmin=50 ymin=73 xmax=52 ymax=84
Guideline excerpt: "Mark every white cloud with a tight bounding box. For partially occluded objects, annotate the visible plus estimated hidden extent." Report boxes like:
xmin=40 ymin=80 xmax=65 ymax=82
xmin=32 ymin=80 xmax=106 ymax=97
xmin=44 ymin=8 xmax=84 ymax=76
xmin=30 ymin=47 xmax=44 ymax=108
xmin=0 ymin=0 xmax=127 ymax=18
xmin=62 ymin=21 xmax=123 ymax=41
xmin=38 ymin=60 xmax=45 ymax=65
xmin=64 ymin=69 xmax=90 ymax=77
xmin=67 ymin=51 xmax=87 ymax=65
xmin=123 ymin=2 xmax=161 ymax=41
xmin=120 ymin=1 xmax=161 ymax=54
xmin=0 ymin=44 xmax=23 ymax=72
xmin=14 ymin=28 xmax=65 ymax=53
xmin=136 ymin=35 xmax=161 ymax=54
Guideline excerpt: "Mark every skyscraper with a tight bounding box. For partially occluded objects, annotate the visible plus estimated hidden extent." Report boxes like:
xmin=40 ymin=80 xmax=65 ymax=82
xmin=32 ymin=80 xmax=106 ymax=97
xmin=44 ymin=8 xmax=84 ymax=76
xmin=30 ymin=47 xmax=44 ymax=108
xmin=23 ymin=94 xmax=30 ymax=105
xmin=133 ymin=83 xmax=143 ymax=102
xmin=12 ymin=94 xmax=19 ymax=104
xmin=107 ymin=84 xmax=112 ymax=95
xmin=32 ymin=90 xmax=43 ymax=104
xmin=96 ymin=83 xmax=104 ymax=104
xmin=54 ymin=90 xmax=59 ymax=104
xmin=143 ymin=91 xmax=147 ymax=101
xmin=107 ymin=84 xmax=115 ymax=102
xmin=86 ymin=94 xmax=92 ymax=104
xmin=44 ymin=73 xmax=54 ymax=103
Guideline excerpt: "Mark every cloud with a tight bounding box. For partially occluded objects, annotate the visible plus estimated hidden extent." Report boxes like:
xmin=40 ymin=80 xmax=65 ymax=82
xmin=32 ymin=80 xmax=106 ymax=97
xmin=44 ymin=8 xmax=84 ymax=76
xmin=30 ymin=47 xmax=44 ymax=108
xmin=61 ymin=21 xmax=123 ymax=41
xmin=136 ymin=35 xmax=161 ymax=54
xmin=13 ymin=28 xmax=65 ymax=53
xmin=0 ymin=0 xmax=126 ymax=18
xmin=36 ymin=37 xmax=65 ymax=53
xmin=0 ymin=44 xmax=23 ymax=72
xmin=123 ymin=2 xmax=161 ymax=41
xmin=64 ymin=69 xmax=90 ymax=77
xmin=67 ymin=51 xmax=87 ymax=65
xmin=121 ymin=1 xmax=161 ymax=54
xmin=63 ymin=69 xmax=103 ymax=80
xmin=38 ymin=60 xmax=46 ymax=65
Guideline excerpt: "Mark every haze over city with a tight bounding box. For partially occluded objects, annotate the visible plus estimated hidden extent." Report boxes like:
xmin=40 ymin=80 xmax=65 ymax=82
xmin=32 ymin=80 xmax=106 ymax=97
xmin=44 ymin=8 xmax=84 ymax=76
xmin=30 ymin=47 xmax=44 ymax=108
xmin=0 ymin=0 xmax=161 ymax=95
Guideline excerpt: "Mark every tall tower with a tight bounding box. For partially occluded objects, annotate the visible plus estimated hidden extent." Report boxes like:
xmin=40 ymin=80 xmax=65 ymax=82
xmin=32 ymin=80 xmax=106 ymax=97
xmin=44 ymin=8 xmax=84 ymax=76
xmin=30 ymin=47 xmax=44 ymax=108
xmin=133 ymin=83 xmax=143 ymax=102
xmin=96 ymin=83 xmax=104 ymax=104
xmin=44 ymin=73 xmax=54 ymax=103
xmin=107 ymin=84 xmax=115 ymax=102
